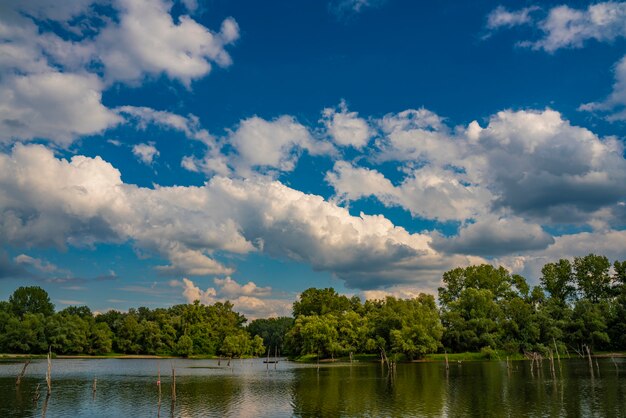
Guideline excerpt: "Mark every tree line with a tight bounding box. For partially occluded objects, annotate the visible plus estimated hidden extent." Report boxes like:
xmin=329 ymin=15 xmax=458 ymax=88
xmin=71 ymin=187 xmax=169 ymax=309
xmin=1 ymin=253 xmax=625 ymax=359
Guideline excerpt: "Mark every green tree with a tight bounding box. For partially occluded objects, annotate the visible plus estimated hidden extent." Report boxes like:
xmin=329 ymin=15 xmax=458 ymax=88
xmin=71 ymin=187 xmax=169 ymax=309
xmin=439 ymin=265 xmax=526 ymax=352
xmin=1 ymin=313 xmax=47 ymax=353
xmin=9 ymin=286 xmax=55 ymax=318
xmin=293 ymin=288 xmax=353 ymax=317
xmin=568 ymin=299 xmax=610 ymax=351
xmin=247 ymin=317 xmax=294 ymax=354
xmin=89 ymin=322 xmax=113 ymax=354
xmin=540 ymin=259 xmax=575 ymax=305
xmin=574 ymin=254 xmax=612 ymax=303
xmin=176 ymin=334 xmax=194 ymax=357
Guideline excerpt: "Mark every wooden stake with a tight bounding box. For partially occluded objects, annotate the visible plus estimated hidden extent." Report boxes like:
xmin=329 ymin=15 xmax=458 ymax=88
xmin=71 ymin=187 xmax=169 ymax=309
xmin=45 ymin=349 xmax=52 ymax=396
xmin=33 ymin=383 xmax=40 ymax=403
xmin=585 ymin=344 xmax=594 ymax=378
xmin=16 ymin=359 xmax=30 ymax=386
xmin=171 ymin=366 xmax=176 ymax=402
xmin=553 ymin=338 xmax=562 ymax=377
xmin=92 ymin=377 xmax=97 ymax=398
xmin=157 ymin=364 xmax=162 ymax=399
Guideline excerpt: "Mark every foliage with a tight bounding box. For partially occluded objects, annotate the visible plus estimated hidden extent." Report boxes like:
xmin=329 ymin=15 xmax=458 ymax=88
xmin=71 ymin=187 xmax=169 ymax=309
xmin=9 ymin=286 xmax=55 ymax=318
xmin=2 ymin=252 xmax=626 ymax=358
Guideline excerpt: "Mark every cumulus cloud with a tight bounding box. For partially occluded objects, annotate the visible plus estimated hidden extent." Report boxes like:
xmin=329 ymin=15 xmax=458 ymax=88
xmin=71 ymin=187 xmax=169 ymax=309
xmin=531 ymin=2 xmax=626 ymax=52
xmin=132 ymin=143 xmax=159 ymax=165
xmin=117 ymin=106 xmax=212 ymax=143
xmin=322 ymin=101 xmax=372 ymax=148
xmin=431 ymin=217 xmax=555 ymax=256
xmin=488 ymin=2 xmax=626 ymax=52
xmin=213 ymin=276 xmax=272 ymax=298
xmin=486 ymin=5 xmax=538 ymax=30
xmin=326 ymin=161 xmax=488 ymax=221
xmin=14 ymin=254 xmax=60 ymax=273
xmin=496 ymin=229 xmax=626 ymax=284
xmin=0 ymin=0 xmax=238 ymax=146
xmin=0 ymin=72 xmax=122 ymax=146
xmin=171 ymin=277 xmax=291 ymax=319
xmin=97 ymin=0 xmax=239 ymax=86
xmin=184 ymin=115 xmax=335 ymax=178
xmin=472 ymin=109 xmax=626 ymax=222
xmin=0 ymin=144 xmax=476 ymax=289
xmin=326 ymin=107 xmax=626 ymax=261
xmin=375 ymin=108 xmax=458 ymax=164
xmin=580 ymin=54 xmax=626 ymax=120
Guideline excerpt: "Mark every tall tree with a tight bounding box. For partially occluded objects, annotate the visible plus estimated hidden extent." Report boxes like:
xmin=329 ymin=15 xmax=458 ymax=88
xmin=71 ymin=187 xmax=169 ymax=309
xmin=540 ymin=259 xmax=575 ymax=305
xmin=9 ymin=286 xmax=54 ymax=318
xmin=574 ymin=254 xmax=612 ymax=303
xmin=293 ymin=288 xmax=353 ymax=317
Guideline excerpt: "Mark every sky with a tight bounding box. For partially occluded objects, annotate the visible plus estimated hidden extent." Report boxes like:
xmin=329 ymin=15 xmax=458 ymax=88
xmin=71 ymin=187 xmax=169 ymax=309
xmin=1 ymin=0 xmax=626 ymax=319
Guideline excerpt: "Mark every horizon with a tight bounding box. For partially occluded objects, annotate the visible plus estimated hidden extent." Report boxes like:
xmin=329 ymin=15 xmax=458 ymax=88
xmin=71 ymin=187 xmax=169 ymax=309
xmin=1 ymin=0 xmax=625 ymax=319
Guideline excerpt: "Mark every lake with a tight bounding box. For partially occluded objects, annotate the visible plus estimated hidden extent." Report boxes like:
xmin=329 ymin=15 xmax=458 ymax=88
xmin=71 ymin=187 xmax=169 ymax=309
xmin=1 ymin=357 xmax=625 ymax=417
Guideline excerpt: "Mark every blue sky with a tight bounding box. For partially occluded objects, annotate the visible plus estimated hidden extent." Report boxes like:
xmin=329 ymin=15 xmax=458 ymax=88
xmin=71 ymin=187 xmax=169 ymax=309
xmin=1 ymin=0 xmax=626 ymax=318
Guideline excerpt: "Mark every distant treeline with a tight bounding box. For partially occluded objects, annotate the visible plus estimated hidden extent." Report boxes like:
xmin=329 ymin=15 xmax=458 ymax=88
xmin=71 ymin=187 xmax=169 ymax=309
xmin=1 ymin=253 xmax=625 ymax=359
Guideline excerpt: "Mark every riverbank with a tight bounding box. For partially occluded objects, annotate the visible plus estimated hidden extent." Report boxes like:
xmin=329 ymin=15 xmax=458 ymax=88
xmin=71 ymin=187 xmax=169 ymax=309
xmin=291 ymin=350 xmax=626 ymax=364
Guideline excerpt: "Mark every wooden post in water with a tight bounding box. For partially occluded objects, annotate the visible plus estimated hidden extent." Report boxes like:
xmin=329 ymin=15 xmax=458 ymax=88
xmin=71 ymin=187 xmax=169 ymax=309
xmin=584 ymin=344 xmax=594 ymax=378
xmin=553 ymin=337 xmax=562 ymax=376
xmin=506 ymin=356 xmax=510 ymax=377
xmin=45 ymin=349 xmax=52 ymax=396
xmin=171 ymin=365 xmax=176 ymax=402
xmin=157 ymin=364 xmax=162 ymax=399
xmin=445 ymin=352 xmax=449 ymax=372
xmin=16 ymin=359 xmax=31 ymax=386
xmin=32 ymin=383 xmax=40 ymax=403
xmin=92 ymin=377 xmax=97 ymax=399
xmin=41 ymin=391 xmax=50 ymax=418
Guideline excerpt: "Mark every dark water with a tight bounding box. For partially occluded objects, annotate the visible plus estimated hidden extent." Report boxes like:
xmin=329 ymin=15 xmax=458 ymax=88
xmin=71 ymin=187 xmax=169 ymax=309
xmin=1 ymin=357 xmax=626 ymax=417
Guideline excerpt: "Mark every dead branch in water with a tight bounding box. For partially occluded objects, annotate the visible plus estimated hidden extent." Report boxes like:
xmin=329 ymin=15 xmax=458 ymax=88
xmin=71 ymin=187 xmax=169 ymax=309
xmin=16 ymin=359 xmax=31 ymax=386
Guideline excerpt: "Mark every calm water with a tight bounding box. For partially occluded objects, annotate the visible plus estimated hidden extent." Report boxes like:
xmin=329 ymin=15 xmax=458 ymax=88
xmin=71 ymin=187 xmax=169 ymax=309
xmin=1 ymin=357 xmax=625 ymax=417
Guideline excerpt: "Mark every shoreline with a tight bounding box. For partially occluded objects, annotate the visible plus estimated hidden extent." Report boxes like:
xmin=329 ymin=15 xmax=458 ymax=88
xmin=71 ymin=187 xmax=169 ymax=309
xmin=3 ymin=352 xmax=626 ymax=362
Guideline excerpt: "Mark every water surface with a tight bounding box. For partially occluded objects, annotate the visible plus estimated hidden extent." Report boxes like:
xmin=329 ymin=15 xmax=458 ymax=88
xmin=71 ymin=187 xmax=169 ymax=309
xmin=1 ymin=357 xmax=625 ymax=417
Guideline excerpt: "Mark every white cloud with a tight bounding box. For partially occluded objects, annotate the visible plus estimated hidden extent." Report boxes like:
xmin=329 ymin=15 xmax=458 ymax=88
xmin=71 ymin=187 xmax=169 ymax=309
xmin=97 ymin=0 xmax=239 ymax=86
xmin=14 ymin=254 xmax=59 ymax=273
xmin=471 ymin=109 xmax=626 ymax=223
xmin=497 ymin=229 xmax=626 ymax=284
xmin=171 ymin=277 xmax=291 ymax=319
xmin=173 ymin=277 xmax=218 ymax=304
xmin=185 ymin=115 xmax=335 ymax=178
xmin=375 ymin=108 xmax=458 ymax=165
xmin=0 ymin=0 xmax=238 ymax=146
xmin=491 ymin=2 xmax=626 ymax=52
xmin=431 ymin=216 xmax=555 ymax=256
xmin=327 ymin=107 xmax=626 ymax=259
xmin=132 ymin=142 xmax=159 ymax=165
xmin=0 ymin=72 xmax=121 ymax=146
xmin=326 ymin=161 xmax=488 ymax=221
xmin=532 ymin=2 xmax=626 ymax=52
xmin=486 ymin=5 xmax=538 ymax=30
xmin=322 ymin=101 xmax=372 ymax=148
xmin=0 ymin=144 xmax=477 ymax=289
xmin=213 ymin=276 xmax=272 ymax=298
xmin=580 ymin=54 xmax=626 ymax=120
xmin=117 ymin=106 xmax=212 ymax=143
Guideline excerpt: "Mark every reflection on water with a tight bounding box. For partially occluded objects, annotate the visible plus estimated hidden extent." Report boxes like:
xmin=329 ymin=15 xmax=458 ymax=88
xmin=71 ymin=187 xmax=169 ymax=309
xmin=1 ymin=357 xmax=626 ymax=417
